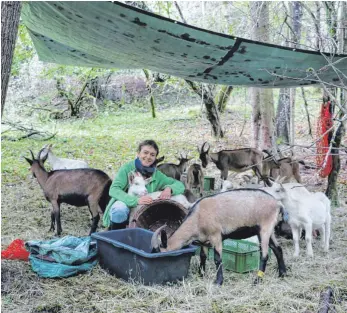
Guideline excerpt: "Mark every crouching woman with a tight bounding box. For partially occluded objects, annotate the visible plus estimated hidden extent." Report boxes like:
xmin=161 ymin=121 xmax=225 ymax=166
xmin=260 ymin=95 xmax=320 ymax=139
xmin=103 ymin=139 xmax=185 ymax=230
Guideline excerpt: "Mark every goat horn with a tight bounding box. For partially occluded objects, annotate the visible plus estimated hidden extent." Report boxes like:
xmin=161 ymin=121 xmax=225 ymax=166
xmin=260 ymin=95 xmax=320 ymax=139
xmin=29 ymin=150 xmax=35 ymax=160
xmin=150 ymin=224 xmax=166 ymax=250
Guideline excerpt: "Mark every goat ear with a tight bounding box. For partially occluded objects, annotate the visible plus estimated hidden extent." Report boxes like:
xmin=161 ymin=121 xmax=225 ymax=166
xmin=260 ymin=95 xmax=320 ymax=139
xmin=150 ymin=224 xmax=167 ymax=252
xmin=24 ymin=157 xmax=33 ymax=166
xmin=202 ymin=142 xmax=210 ymax=153
xmin=161 ymin=230 xmax=168 ymax=249
xmin=128 ymin=172 xmax=135 ymax=184
xmin=278 ymin=176 xmax=286 ymax=184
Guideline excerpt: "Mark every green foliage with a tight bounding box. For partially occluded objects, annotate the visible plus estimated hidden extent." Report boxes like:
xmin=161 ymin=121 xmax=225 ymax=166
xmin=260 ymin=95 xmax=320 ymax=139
xmin=42 ymin=65 xmax=114 ymax=82
xmin=153 ymin=1 xmax=174 ymax=18
xmin=11 ymin=24 xmax=35 ymax=76
xmin=1 ymin=108 xmax=200 ymax=184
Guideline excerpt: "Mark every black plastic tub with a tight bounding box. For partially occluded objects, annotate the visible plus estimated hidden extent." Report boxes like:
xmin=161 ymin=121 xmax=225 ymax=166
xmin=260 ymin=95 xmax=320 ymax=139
xmin=91 ymin=228 xmax=197 ymax=285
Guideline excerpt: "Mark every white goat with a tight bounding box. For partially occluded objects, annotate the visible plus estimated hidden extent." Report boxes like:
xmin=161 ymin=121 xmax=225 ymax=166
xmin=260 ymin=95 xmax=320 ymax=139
xmin=128 ymin=172 xmax=193 ymax=209
xmin=38 ymin=144 xmax=89 ymax=170
xmin=268 ymin=179 xmax=331 ymax=257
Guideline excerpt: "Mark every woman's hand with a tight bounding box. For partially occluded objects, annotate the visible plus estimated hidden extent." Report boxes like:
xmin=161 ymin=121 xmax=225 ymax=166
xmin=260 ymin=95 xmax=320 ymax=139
xmin=138 ymin=195 xmax=153 ymax=205
xmin=159 ymin=187 xmax=172 ymax=200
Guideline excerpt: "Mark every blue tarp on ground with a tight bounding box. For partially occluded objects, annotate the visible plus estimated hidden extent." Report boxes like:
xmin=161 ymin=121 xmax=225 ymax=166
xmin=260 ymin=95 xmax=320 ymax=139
xmin=26 ymin=236 xmax=97 ymax=278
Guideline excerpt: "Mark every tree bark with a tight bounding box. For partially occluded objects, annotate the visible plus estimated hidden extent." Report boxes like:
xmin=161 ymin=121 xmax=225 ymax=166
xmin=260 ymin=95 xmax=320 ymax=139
xmin=250 ymin=2 xmax=274 ymax=151
xmin=325 ymin=2 xmax=346 ymax=205
xmin=276 ymin=89 xmax=290 ymax=145
xmin=1 ymin=1 xmax=21 ymax=117
xmin=216 ymin=85 xmax=233 ymax=113
xmin=276 ymin=2 xmax=302 ymax=148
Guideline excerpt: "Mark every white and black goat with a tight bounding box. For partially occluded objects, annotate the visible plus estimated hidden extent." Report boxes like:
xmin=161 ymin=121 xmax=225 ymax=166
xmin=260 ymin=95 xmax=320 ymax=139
xmin=199 ymin=142 xmax=267 ymax=186
xmin=127 ymin=172 xmax=192 ymax=209
xmin=267 ymin=178 xmax=331 ymax=257
xmin=185 ymin=163 xmax=204 ymax=196
xmin=25 ymin=150 xmax=111 ymax=235
xmin=158 ymin=153 xmax=191 ymax=180
xmin=151 ymin=189 xmax=287 ymax=285
xmin=38 ymin=144 xmax=89 ymax=170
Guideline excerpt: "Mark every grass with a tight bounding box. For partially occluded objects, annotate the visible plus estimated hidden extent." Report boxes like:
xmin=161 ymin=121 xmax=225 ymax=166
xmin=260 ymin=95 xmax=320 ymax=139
xmin=2 ymin=103 xmax=347 ymax=313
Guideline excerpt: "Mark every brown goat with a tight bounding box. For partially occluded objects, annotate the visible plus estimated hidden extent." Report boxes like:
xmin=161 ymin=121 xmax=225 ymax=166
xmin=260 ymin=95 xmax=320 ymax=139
xmin=270 ymin=158 xmax=302 ymax=183
xmin=24 ymin=150 xmax=111 ymax=235
xmin=151 ymin=189 xmax=287 ymax=285
xmin=262 ymin=152 xmax=302 ymax=183
xmin=199 ymin=142 xmax=264 ymax=182
xmin=185 ymin=163 xmax=204 ymax=196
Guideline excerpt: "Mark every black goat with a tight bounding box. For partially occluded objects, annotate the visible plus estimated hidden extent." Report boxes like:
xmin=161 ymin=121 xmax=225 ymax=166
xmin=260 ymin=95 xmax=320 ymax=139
xmin=24 ymin=150 xmax=111 ymax=236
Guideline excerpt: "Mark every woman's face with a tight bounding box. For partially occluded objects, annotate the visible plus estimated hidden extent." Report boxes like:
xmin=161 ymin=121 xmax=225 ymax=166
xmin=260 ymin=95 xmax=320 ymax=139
xmin=137 ymin=145 xmax=158 ymax=167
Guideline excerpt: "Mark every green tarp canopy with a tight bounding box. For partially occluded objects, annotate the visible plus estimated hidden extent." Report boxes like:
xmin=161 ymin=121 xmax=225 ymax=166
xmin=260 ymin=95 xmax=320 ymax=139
xmin=21 ymin=1 xmax=347 ymax=88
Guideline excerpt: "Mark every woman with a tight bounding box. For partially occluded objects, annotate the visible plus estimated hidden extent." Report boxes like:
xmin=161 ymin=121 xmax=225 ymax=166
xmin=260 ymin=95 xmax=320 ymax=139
xmin=103 ymin=139 xmax=185 ymax=230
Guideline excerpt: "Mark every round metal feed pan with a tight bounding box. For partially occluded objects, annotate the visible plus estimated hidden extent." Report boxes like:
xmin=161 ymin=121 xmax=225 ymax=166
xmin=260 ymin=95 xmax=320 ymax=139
xmin=128 ymin=200 xmax=188 ymax=237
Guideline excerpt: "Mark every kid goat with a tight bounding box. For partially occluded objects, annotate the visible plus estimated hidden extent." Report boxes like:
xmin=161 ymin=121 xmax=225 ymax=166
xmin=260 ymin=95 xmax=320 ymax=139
xmin=151 ymin=189 xmax=287 ymax=285
xmin=267 ymin=178 xmax=331 ymax=257
xmin=38 ymin=144 xmax=88 ymax=170
xmin=25 ymin=150 xmax=111 ymax=235
xmin=185 ymin=163 xmax=204 ymax=196
xmin=127 ymin=172 xmax=192 ymax=209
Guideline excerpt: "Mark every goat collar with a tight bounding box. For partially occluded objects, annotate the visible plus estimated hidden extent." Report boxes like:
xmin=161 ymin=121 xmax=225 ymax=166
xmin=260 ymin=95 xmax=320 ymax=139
xmin=135 ymin=157 xmax=156 ymax=178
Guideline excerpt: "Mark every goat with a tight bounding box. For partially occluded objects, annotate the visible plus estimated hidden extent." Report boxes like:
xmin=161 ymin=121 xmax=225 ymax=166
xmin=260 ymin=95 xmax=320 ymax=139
xmin=24 ymin=150 xmax=111 ymax=236
xmin=199 ymin=142 xmax=265 ymax=185
xmin=38 ymin=144 xmax=88 ymax=170
xmin=158 ymin=153 xmax=191 ymax=180
xmin=262 ymin=151 xmax=302 ymax=184
xmin=151 ymin=189 xmax=287 ymax=285
xmin=128 ymin=172 xmax=193 ymax=209
xmin=266 ymin=178 xmax=331 ymax=257
xmin=185 ymin=163 xmax=204 ymax=196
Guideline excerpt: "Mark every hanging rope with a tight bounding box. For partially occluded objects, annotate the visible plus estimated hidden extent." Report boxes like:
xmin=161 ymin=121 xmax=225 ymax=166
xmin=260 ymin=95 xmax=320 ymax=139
xmin=316 ymin=101 xmax=333 ymax=178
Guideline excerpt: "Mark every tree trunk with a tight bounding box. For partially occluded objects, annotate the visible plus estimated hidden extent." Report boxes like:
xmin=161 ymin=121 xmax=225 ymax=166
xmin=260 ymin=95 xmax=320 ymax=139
xmin=276 ymin=2 xmax=302 ymax=148
xmin=186 ymin=80 xmax=224 ymax=138
xmin=143 ymin=69 xmax=156 ymax=118
xmin=1 ymin=1 xmax=21 ymax=117
xmin=276 ymin=89 xmax=290 ymax=145
xmin=325 ymin=2 xmax=346 ymax=205
xmin=216 ymin=85 xmax=233 ymax=113
xmin=250 ymin=2 xmax=274 ymax=151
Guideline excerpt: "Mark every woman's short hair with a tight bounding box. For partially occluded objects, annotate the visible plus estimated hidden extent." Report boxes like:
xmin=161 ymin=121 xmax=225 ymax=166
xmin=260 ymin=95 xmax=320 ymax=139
xmin=137 ymin=139 xmax=159 ymax=156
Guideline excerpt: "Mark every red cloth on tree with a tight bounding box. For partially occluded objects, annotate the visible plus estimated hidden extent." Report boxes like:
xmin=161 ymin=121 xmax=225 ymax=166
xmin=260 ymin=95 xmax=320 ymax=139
xmin=1 ymin=239 xmax=30 ymax=261
xmin=316 ymin=101 xmax=333 ymax=178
